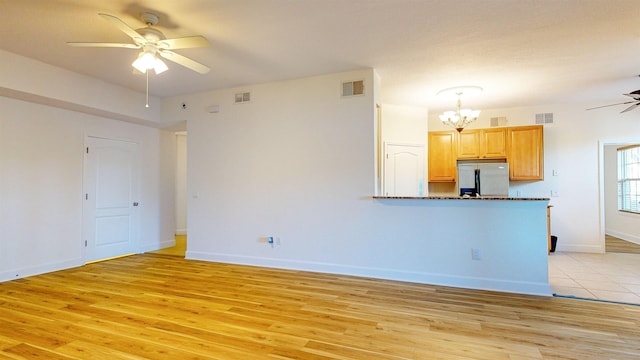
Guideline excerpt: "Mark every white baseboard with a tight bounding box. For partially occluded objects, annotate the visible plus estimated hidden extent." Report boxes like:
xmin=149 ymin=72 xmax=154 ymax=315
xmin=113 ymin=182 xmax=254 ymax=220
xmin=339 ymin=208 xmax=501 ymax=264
xmin=557 ymin=243 xmax=604 ymax=253
xmin=0 ymin=258 xmax=83 ymax=283
xmin=186 ymin=251 xmax=551 ymax=297
xmin=139 ymin=238 xmax=176 ymax=253
xmin=606 ymin=230 xmax=640 ymax=245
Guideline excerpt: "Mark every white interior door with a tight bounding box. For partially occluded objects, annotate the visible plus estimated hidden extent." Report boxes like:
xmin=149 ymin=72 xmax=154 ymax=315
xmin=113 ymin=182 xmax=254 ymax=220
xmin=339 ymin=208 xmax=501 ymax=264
xmin=83 ymin=136 xmax=139 ymax=262
xmin=384 ymin=143 xmax=425 ymax=196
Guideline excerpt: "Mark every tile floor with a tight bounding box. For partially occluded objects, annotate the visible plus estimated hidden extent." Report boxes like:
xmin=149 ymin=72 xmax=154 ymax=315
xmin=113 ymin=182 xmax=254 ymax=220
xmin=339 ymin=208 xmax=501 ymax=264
xmin=549 ymin=251 xmax=640 ymax=304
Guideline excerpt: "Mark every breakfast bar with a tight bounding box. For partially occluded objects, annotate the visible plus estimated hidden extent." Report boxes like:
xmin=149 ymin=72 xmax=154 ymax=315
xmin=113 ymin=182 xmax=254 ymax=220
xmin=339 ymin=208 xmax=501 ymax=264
xmin=371 ymin=195 xmax=552 ymax=295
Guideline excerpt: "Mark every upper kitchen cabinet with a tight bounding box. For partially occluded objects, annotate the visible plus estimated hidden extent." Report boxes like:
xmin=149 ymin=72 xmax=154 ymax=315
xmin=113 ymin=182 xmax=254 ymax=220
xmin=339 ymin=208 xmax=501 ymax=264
xmin=457 ymin=128 xmax=507 ymax=159
xmin=428 ymin=131 xmax=457 ymax=182
xmin=457 ymin=130 xmax=481 ymax=159
xmin=507 ymin=125 xmax=544 ymax=180
xmin=482 ymin=128 xmax=508 ymax=158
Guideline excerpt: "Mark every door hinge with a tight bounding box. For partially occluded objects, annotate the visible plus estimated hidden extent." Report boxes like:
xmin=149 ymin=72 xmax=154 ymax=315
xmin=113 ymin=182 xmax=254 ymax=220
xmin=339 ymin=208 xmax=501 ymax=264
xmin=84 ymin=240 xmax=87 ymax=247
xmin=86 ymin=147 xmax=89 ymax=154
xmin=85 ymin=193 xmax=88 ymax=200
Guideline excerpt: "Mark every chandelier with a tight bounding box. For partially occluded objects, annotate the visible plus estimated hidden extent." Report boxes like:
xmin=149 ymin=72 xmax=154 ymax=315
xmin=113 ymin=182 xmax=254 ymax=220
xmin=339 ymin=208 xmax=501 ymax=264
xmin=437 ymin=86 xmax=482 ymax=132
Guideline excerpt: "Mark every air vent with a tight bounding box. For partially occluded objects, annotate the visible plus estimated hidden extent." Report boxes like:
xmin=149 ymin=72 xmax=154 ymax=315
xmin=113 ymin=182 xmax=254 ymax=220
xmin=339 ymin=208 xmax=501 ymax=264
xmin=342 ymin=80 xmax=364 ymax=97
xmin=535 ymin=113 xmax=553 ymax=125
xmin=490 ymin=116 xmax=508 ymax=127
xmin=234 ymin=92 xmax=251 ymax=104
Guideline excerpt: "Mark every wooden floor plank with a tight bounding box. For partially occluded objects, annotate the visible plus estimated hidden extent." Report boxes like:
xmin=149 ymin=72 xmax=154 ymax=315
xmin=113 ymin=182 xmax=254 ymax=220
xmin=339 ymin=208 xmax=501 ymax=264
xmin=1 ymin=254 xmax=639 ymax=359
xmin=606 ymin=234 xmax=640 ymax=253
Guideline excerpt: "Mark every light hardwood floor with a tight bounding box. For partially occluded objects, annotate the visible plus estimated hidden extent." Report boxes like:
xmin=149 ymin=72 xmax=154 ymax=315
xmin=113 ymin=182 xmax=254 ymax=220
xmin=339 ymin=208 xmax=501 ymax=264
xmin=149 ymin=234 xmax=186 ymax=257
xmin=1 ymin=254 xmax=640 ymax=359
xmin=606 ymin=234 xmax=640 ymax=253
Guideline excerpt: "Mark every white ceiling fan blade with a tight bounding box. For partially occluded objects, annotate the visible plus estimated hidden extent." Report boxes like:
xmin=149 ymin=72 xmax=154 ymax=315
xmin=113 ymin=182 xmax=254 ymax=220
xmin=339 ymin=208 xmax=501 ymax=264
xmin=66 ymin=42 xmax=140 ymax=49
xmin=158 ymin=36 xmax=210 ymax=50
xmin=620 ymin=102 xmax=640 ymax=113
xmin=159 ymin=50 xmax=210 ymax=74
xmin=98 ymin=13 xmax=145 ymax=44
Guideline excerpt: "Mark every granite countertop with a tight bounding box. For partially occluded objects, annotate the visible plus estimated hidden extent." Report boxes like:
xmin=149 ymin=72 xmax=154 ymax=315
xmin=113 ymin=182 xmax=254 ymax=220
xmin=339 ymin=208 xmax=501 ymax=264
xmin=373 ymin=196 xmax=550 ymax=201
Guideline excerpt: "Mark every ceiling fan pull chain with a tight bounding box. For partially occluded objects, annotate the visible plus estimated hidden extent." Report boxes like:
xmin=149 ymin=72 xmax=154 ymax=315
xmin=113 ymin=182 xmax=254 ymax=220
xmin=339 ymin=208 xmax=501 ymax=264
xmin=145 ymin=70 xmax=149 ymax=108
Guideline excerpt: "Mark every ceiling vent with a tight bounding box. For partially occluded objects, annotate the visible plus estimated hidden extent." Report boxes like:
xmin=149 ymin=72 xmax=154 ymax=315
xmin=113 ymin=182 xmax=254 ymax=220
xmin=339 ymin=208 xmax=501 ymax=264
xmin=234 ymin=92 xmax=251 ymax=104
xmin=535 ymin=112 xmax=553 ymax=125
xmin=342 ymin=80 xmax=364 ymax=97
xmin=490 ymin=116 xmax=508 ymax=127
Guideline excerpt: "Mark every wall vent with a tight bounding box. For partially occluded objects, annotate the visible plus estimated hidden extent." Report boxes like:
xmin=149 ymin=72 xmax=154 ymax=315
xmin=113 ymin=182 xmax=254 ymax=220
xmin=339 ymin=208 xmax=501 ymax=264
xmin=234 ymin=92 xmax=251 ymax=104
xmin=342 ymin=80 xmax=364 ymax=97
xmin=535 ymin=112 xmax=553 ymax=125
xmin=490 ymin=116 xmax=508 ymax=127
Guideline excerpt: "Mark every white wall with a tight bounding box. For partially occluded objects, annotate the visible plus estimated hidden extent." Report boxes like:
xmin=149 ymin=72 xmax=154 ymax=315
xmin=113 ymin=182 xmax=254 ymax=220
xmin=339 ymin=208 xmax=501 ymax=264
xmin=380 ymin=104 xmax=428 ymax=195
xmin=429 ymin=103 xmax=640 ymax=253
xmin=0 ymin=53 xmax=176 ymax=281
xmin=162 ymin=69 xmax=550 ymax=295
xmin=604 ymin=144 xmax=640 ymax=244
xmin=381 ymin=104 xmax=428 ymax=144
xmin=0 ymin=50 xmax=164 ymax=127
xmin=175 ymin=132 xmax=188 ymax=235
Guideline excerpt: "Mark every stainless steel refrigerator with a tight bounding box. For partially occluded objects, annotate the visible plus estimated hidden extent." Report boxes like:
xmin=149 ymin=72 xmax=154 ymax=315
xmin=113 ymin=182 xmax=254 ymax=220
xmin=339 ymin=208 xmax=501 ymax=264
xmin=457 ymin=161 xmax=509 ymax=197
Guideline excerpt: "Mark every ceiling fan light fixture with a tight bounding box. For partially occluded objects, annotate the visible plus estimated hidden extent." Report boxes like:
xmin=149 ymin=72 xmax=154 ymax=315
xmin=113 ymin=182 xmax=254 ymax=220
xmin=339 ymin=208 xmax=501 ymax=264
xmin=132 ymin=51 xmax=167 ymax=74
xmin=132 ymin=51 xmax=155 ymax=72
xmin=153 ymin=58 xmax=168 ymax=74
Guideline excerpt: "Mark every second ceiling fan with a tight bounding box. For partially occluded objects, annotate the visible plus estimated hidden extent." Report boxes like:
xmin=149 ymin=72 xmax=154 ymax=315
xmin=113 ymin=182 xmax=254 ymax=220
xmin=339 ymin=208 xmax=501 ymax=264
xmin=586 ymin=90 xmax=640 ymax=113
xmin=67 ymin=12 xmax=210 ymax=74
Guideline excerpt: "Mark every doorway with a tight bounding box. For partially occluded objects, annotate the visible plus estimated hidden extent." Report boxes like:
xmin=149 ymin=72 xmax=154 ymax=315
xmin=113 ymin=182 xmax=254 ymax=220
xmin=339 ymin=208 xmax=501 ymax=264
xmin=602 ymin=142 xmax=640 ymax=252
xmin=549 ymin=141 xmax=640 ymax=304
xmin=82 ymin=136 xmax=140 ymax=262
xmin=151 ymin=131 xmax=187 ymax=257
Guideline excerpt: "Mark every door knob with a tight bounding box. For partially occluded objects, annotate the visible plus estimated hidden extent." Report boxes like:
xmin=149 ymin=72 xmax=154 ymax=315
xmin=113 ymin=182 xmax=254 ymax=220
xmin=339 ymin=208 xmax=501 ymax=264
xmin=133 ymin=202 xmax=139 ymax=207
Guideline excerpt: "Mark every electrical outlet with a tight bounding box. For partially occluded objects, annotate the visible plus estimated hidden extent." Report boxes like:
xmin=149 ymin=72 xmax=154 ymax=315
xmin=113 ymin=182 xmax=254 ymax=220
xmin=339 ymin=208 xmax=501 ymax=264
xmin=471 ymin=248 xmax=482 ymax=260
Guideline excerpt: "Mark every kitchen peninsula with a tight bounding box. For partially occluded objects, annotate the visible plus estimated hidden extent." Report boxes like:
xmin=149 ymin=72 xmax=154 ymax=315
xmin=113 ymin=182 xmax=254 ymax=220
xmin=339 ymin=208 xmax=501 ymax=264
xmin=372 ymin=195 xmax=551 ymax=296
xmin=374 ymin=196 xmax=549 ymax=200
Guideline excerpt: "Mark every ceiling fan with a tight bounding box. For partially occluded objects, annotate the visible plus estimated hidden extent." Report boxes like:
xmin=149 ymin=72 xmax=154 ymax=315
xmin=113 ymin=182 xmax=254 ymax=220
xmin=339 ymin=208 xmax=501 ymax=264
xmin=67 ymin=12 xmax=210 ymax=74
xmin=586 ymin=90 xmax=640 ymax=113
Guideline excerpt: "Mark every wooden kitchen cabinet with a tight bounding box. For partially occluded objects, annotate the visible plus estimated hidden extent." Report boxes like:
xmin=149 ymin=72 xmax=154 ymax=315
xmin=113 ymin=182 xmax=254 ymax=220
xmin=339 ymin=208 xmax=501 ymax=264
xmin=482 ymin=128 xmax=508 ymax=158
xmin=428 ymin=131 xmax=457 ymax=182
xmin=507 ymin=125 xmax=544 ymax=180
xmin=457 ymin=128 xmax=507 ymax=159
xmin=457 ymin=130 xmax=481 ymax=159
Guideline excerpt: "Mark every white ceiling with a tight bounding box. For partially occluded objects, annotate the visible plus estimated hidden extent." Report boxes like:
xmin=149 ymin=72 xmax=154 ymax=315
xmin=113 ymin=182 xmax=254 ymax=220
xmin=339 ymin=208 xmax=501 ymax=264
xmin=2 ymin=0 xmax=639 ymax=113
